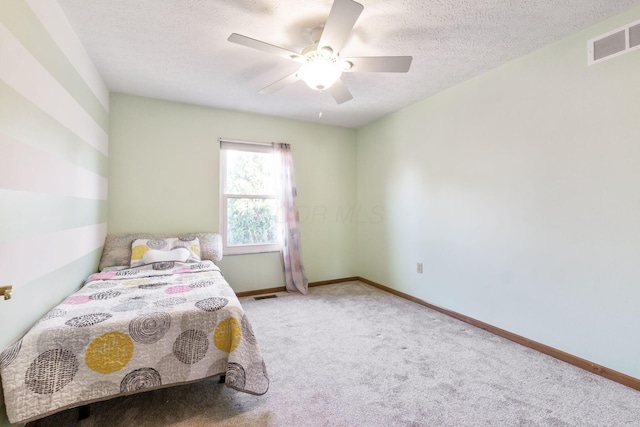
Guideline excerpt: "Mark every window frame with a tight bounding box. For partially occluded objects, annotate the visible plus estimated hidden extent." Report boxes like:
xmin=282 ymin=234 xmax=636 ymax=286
xmin=219 ymin=140 xmax=281 ymax=256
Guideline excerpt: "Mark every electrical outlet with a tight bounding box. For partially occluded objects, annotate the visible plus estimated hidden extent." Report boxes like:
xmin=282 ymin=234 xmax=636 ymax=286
xmin=417 ymin=263 xmax=423 ymax=274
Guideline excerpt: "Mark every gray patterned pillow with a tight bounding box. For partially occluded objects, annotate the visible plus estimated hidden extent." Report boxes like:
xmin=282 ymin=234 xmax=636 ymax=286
xmin=99 ymin=232 xmax=222 ymax=271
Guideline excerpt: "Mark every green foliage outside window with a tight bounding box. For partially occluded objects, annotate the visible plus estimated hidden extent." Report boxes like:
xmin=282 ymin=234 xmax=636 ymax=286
xmin=225 ymin=151 xmax=275 ymax=195
xmin=227 ymin=198 xmax=278 ymax=246
xmin=224 ymin=149 xmax=279 ymax=247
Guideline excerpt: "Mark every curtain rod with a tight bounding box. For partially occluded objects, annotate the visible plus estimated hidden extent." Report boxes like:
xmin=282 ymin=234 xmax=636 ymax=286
xmin=219 ymin=137 xmax=274 ymax=147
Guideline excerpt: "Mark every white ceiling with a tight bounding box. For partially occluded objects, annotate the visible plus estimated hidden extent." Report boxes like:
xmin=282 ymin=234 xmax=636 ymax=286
xmin=57 ymin=0 xmax=640 ymax=128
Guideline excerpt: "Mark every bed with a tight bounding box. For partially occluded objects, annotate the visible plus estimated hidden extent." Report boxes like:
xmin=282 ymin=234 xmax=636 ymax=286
xmin=0 ymin=232 xmax=269 ymax=424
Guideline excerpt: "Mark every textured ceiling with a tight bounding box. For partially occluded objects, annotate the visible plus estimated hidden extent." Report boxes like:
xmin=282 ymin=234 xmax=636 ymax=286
xmin=57 ymin=0 xmax=640 ymax=128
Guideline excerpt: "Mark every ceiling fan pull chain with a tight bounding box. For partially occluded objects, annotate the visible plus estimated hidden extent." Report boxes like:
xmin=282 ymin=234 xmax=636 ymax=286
xmin=319 ymin=90 xmax=324 ymax=119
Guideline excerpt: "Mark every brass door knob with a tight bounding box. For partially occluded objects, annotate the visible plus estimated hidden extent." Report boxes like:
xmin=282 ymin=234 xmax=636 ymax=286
xmin=0 ymin=285 xmax=12 ymax=300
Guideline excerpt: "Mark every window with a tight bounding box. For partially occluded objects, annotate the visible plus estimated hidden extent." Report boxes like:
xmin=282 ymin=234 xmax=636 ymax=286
xmin=220 ymin=140 xmax=280 ymax=255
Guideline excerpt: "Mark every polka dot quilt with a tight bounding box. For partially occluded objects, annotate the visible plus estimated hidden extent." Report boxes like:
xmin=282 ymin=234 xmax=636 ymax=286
xmin=0 ymin=261 xmax=269 ymax=424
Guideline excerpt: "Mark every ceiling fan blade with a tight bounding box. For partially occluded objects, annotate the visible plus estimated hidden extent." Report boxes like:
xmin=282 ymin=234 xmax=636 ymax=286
xmin=342 ymin=56 xmax=413 ymax=73
xmin=327 ymin=79 xmax=353 ymax=104
xmin=228 ymin=33 xmax=303 ymax=62
xmin=318 ymin=0 xmax=364 ymax=53
xmin=259 ymin=72 xmax=300 ymax=94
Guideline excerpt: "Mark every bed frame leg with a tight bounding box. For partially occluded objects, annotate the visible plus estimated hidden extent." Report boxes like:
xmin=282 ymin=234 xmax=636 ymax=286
xmin=78 ymin=404 xmax=90 ymax=420
xmin=219 ymin=374 xmax=226 ymax=384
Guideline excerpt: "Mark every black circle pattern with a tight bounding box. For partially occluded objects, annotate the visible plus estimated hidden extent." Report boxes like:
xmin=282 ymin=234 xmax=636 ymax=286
xmin=190 ymin=280 xmax=214 ymax=289
xmin=147 ymin=239 xmax=167 ymax=249
xmin=0 ymin=339 xmax=22 ymax=369
xmin=172 ymin=329 xmax=209 ymax=364
xmin=41 ymin=308 xmax=66 ymax=321
xmin=152 ymin=262 xmax=175 ymax=270
xmin=91 ymin=290 xmax=121 ymax=300
xmin=87 ymin=281 xmax=116 ymax=289
xmin=116 ymin=270 xmax=137 ymax=277
xmin=195 ymin=297 xmax=228 ymax=312
xmin=129 ymin=312 xmax=171 ymax=344
xmin=226 ymin=362 xmax=246 ymax=389
xmin=25 ymin=349 xmax=79 ymax=394
xmin=138 ymin=283 xmax=169 ymax=290
xmin=65 ymin=313 xmax=112 ymax=328
xmin=120 ymin=367 xmax=162 ymax=393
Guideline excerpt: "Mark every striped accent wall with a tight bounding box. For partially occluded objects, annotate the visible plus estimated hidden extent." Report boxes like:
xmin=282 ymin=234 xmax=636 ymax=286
xmin=0 ymin=0 xmax=109 ymax=353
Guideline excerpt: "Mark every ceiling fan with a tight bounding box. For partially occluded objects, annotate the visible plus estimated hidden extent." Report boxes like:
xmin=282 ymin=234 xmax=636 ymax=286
xmin=227 ymin=0 xmax=412 ymax=104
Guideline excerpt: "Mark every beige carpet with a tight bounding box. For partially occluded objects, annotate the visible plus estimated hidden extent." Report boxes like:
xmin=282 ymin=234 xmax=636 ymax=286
xmin=29 ymin=282 xmax=639 ymax=426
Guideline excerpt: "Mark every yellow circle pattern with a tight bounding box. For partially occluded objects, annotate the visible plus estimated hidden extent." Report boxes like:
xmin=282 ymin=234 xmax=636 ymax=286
xmin=191 ymin=244 xmax=200 ymax=257
xmin=214 ymin=318 xmax=242 ymax=353
xmin=131 ymin=245 xmax=149 ymax=261
xmin=85 ymin=332 xmax=134 ymax=374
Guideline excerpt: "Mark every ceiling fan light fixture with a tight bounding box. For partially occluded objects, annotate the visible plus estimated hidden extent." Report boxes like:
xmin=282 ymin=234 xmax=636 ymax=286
xmin=297 ymin=50 xmax=341 ymax=91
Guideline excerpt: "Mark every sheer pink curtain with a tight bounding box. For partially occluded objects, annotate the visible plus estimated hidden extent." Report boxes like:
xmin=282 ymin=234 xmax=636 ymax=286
xmin=275 ymin=143 xmax=308 ymax=294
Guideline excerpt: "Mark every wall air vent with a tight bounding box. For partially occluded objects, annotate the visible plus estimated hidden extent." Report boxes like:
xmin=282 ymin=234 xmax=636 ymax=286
xmin=630 ymin=23 xmax=640 ymax=48
xmin=588 ymin=19 xmax=640 ymax=65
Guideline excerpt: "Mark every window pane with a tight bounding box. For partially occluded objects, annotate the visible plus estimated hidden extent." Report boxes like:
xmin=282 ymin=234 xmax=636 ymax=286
xmin=227 ymin=198 xmax=278 ymax=246
xmin=225 ymin=150 xmax=276 ymax=195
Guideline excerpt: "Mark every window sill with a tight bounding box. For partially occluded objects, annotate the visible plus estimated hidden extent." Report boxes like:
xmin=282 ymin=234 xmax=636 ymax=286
xmin=223 ymin=249 xmax=281 ymax=256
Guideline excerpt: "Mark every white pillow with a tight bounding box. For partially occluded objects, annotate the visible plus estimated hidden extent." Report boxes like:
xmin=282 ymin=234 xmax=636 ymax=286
xmin=142 ymin=248 xmax=190 ymax=264
xmin=131 ymin=237 xmax=201 ymax=267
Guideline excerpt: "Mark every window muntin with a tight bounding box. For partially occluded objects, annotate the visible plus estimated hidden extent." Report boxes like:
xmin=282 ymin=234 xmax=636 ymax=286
xmin=220 ymin=141 xmax=280 ymax=255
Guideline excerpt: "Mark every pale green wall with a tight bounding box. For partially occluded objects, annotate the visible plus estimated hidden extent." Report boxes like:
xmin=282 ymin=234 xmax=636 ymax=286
xmin=108 ymin=93 xmax=357 ymax=292
xmin=0 ymin=1 xmax=109 ymax=424
xmin=4 ymin=4 xmax=638 ymax=424
xmin=356 ymin=7 xmax=640 ymax=379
